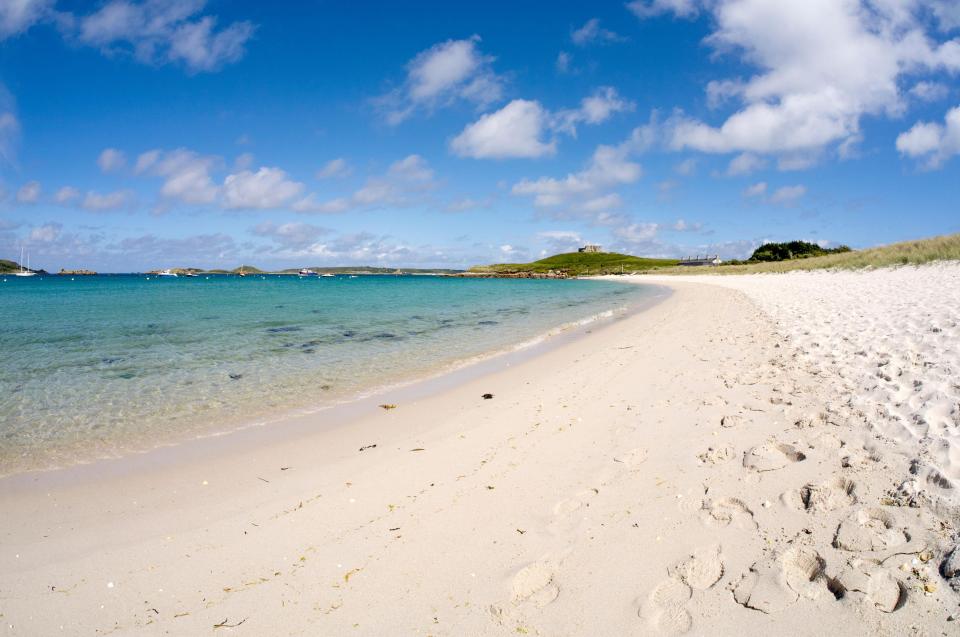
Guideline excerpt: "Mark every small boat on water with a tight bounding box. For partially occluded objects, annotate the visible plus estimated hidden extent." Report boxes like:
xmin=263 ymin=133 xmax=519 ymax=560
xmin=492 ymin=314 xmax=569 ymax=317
xmin=184 ymin=272 xmax=199 ymax=277
xmin=14 ymin=247 xmax=36 ymax=277
xmin=321 ymin=273 xmax=336 ymax=278
xmin=299 ymin=268 xmax=317 ymax=277
xmin=238 ymin=267 xmax=247 ymax=277
xmin=157 ymin=269 xmax=178 ymax=277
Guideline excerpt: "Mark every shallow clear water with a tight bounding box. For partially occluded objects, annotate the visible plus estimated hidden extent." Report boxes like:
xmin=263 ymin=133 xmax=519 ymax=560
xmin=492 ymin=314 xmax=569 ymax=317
xmin=0 ymin=273 xmax=656 ymax=474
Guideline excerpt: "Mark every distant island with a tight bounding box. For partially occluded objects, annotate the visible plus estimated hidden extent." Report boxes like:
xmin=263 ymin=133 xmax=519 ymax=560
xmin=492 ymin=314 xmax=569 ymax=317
xmin=146 ymin=265 xmax=466 ymax=275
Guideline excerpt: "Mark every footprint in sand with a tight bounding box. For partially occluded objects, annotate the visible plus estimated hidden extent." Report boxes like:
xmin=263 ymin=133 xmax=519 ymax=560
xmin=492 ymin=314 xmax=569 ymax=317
xmin=836 ymin=557 xmax=905 ymax=613
xmin=840 ymin=443 xmax=883 ymax=468
xmin=782 ymin=476 xmax=857 ymax=512
xmin=639 ymin=547 xmax=723 ymax=635
xmin=669 ymin=545 xmax=725 ymax=590
xmin=549 ymin=487 xmax=600 ymax=534
xmin=676 ymin=485 xmax=707 ymax=514
xmin=733 ymin=546 xmax=838 ymax=613
xmin=832 ymin=508 xmax=910 ymax=552
xmin=700 ymin=497 xmax=758 ymax=530
xmin=742 ymin=441 xmax=807 ymax=472
xmin=613 ymin=447 xmax=649 ymax=467
xmin=697 ymin=445 xmax=734 ymax=465
xmin=511 ymin=561 xmax=560 ymax=607
xmin=720 ymin=414 xmax=744 ymax=428
xmin=639 ymin=577 xmax=693 ymax=635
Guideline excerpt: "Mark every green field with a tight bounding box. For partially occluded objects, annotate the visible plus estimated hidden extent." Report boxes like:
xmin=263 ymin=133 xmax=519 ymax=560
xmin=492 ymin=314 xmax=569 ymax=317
xmin=470 ymin=252 xmax=679 ymax=276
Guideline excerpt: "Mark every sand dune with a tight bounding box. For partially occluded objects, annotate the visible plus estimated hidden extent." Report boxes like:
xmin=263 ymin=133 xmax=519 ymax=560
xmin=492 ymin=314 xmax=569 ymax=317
xmin=1 ymin=268 xmax=958 ymax=635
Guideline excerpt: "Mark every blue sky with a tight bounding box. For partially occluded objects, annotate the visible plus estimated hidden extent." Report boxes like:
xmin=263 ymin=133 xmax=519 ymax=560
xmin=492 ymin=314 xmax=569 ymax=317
xmin=1 ymin=0 xmax=959 ymax=271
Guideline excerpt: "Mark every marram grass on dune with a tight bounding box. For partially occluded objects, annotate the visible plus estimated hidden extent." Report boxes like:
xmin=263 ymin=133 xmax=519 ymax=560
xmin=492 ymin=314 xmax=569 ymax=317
xmin=652 ymin=233 xmax=960 ymax=275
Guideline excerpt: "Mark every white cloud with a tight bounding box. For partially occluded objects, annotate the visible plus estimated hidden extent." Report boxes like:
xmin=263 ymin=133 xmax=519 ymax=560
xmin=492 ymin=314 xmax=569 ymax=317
xmin=555 ymin=86 xmax=634 ymax=135
xmin=295 ymin=155 xmax=437 ymax=213
xmin=896 ymin=105 xmax=960 ymax=168
xmin=538 ymin=230 xmax=585 ymax=254
xmin=539 ymin=230 xmax=582 ymax=242
xmin=909 ymin=81 xmax=950 ymax=103
xmin=378 ymin=36 xmax=504 ymax=125
xmin=82 ymin=189 xmax=132 ymax=211
xmin=97 ymin=147 xmax=126 ymax=173
xmin=0 ymin=108 xmax=19 ymax=165
xmin=444 ymin=197 xmax=490 ymax=213
xmin=252 ymin=221 xmax=331 ymax=250
xmin=571 ymin=18 xmax=624 ymax=46
xmin=646 ymin=1 xmax=960 ymax=165
xmin=134 ymin=149 xmax=160 ymax=173
xmin=222 ymin=167 xmax=305 ymax=209
xmin=512 ymin=143 xmax=642 ymax=207
xmin=768 ymin=184 xmax=807 ymax=205
xmin=672 ymin=218 xmax=702 ymax=232
xmin=287 ymin=231 xmax=460 ymax=265
xmin=317 ymin=158 xmax=351 ymax=179
xmin=777 ymin=154 xmax=818 ymax=171
xmin=453 ymin=89 xmax=632 ymax=159
xmin=581 ymin=192 xmax=623 ymax=212
xmin=387 ymin=154 xmax=433 ymax=182
xmin=16 ymin=180 xmax=40 ymax=203
xmin=499 ymin=244 xmax=527 ymax=259
xmin=627 ymin=0 xmax=700 ymax=19
xmin=233 ymin=152 xmax=254 ymax=170
xmin=555 ymin=51 xmax=572 ymax=74
xmin=77 ymin=0 xmax=255 ymax=73
xmin=166 ymin=15 xmax=254 ymax=72
xmin=674 ymin=158 xmax=697 ymax=176
xmin=451 ymin=99 xmax=556 ymax=159
xmin=291 ymin=195 xmax=351 ymax=214
xmin=743 ymin=181 xmax=767 ymax=197
xmin=54 ymin=186 xmax=80 ymax=203
xmin=0 ymin=0 xmax=52 ymax=39
xmin=726 ymin=152 xmax=767 ymax=176
xmin=29 ymin=222 xmax=61 ymax=243
xmin=137 ymin=148 xmax=220 ymax=204
xmin=614 ymin=222 xmax=660 ymax=244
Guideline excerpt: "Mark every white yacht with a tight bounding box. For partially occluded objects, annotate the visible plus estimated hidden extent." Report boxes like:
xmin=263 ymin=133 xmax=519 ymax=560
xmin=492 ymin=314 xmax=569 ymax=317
xmin=14 ymin=247 xmax=36 ymax=277
xmin=157 ymin=269 xmax=178 ymax=277
xmin=299 ymin=268 xmax=317 ymax=276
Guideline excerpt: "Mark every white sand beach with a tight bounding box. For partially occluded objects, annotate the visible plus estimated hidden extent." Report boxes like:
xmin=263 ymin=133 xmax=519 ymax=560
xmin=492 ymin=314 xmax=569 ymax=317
xmin=2 ymin=266 xmax=959 ymax=636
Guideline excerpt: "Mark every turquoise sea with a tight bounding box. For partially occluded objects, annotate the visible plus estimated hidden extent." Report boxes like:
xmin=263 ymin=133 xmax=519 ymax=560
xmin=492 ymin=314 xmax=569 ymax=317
xmin=0 ymin=274 xmax=657 ymax=475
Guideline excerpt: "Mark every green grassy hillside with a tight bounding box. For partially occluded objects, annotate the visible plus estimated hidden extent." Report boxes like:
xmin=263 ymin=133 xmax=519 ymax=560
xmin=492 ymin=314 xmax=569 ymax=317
xmin=471 ymin=252 xmax=679 ymax=276
xmin=0 ymin=259 xmax=19 ymax=273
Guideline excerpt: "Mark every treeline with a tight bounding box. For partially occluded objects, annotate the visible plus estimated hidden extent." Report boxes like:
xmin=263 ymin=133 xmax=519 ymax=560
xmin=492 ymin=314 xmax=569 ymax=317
xmin=725 ymin=241 xmax=852 ymax=265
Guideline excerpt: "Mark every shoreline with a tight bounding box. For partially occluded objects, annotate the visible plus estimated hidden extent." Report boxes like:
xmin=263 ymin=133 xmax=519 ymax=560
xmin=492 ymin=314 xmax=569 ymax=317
xmin=1 ymin=271 xmax=957 ymax=635
xmin=0 ymin=284 xmax=670 ymax=489
xmin=0 ymin=279 xmax=665 ymax=481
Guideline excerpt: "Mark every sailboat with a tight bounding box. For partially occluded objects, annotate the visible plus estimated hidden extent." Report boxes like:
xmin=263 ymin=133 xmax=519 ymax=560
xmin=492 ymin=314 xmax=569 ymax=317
xmin=14 ymin=247 xmax=36 ymax=277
